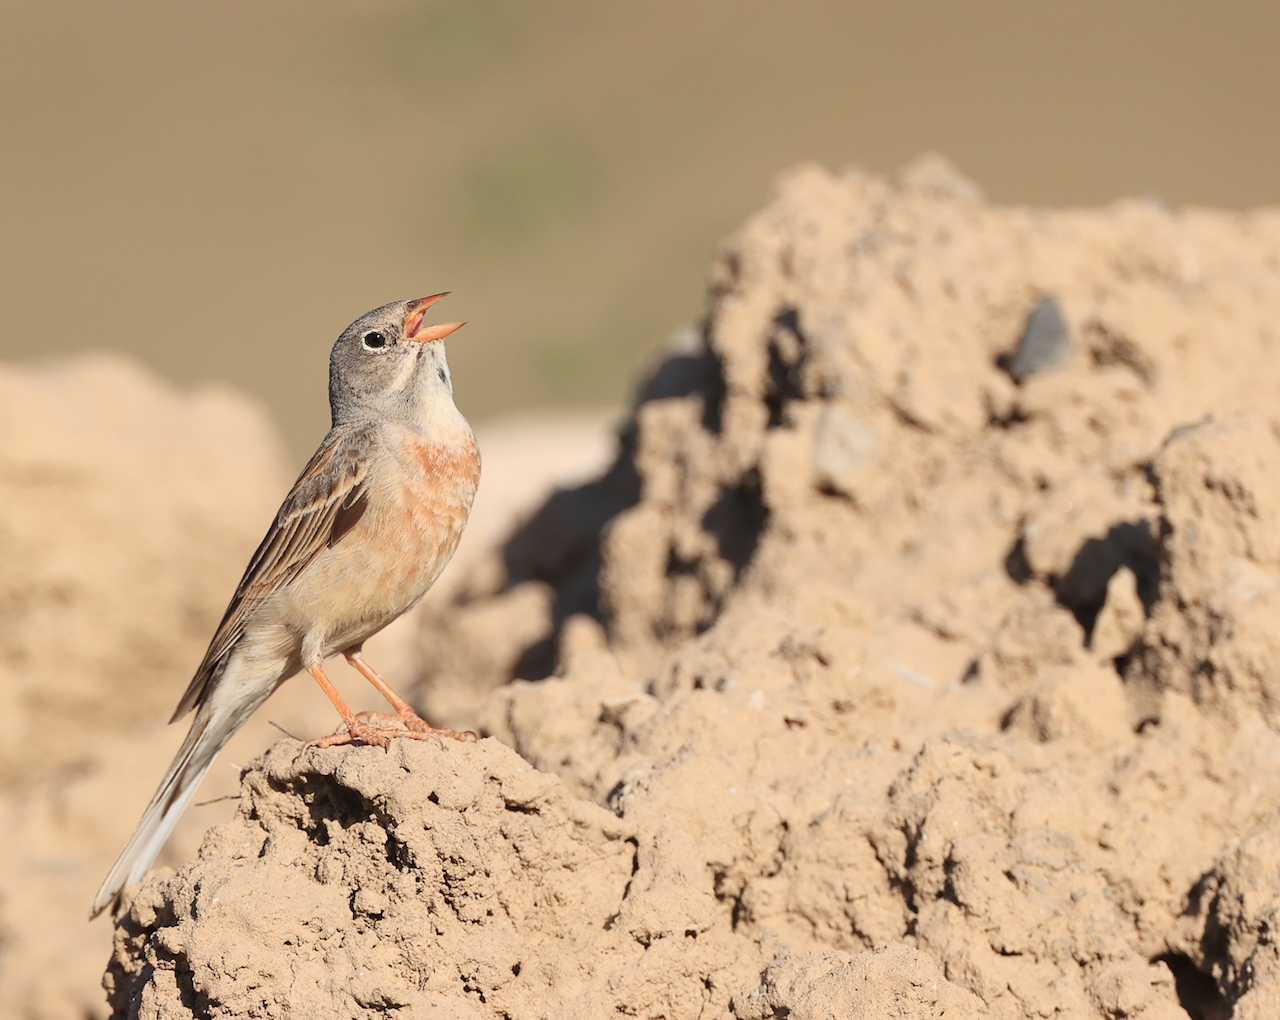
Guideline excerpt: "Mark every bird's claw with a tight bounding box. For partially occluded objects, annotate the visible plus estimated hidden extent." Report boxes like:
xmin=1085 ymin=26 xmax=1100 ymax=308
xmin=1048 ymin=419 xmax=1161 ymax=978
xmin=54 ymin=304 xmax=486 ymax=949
xmin=357 ymin=707 xmax=476 ymax=744
xmin=304 ymin=719 xmax=400 ymax=749
xmin=305 ymin=711 xmax=477 ymax=750
xmin=400 ymin=712 xmax=478 ymax=744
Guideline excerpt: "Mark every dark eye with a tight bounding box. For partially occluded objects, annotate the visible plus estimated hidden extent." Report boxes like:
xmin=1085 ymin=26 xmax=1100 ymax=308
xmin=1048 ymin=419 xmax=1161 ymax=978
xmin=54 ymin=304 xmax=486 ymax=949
xmin=362 ymin=331 xmax=388 ymax=350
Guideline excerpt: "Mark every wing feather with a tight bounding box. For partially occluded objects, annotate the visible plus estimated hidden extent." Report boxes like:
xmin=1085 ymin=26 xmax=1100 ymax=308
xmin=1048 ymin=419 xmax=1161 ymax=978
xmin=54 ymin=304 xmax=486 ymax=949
xmin=169 ymin=422 xmax=378 ymax=721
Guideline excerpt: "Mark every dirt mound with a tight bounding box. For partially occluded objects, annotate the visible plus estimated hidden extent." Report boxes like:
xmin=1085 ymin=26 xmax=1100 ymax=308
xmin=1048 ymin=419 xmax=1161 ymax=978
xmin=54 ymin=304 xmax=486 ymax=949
xmin=106 ymin=737 xmax=982 ymax=1019
xmin=107 ymin=738 xmax=635 ymax=1019
xmin=104 ymin=158 xmax=1280 ymax=1018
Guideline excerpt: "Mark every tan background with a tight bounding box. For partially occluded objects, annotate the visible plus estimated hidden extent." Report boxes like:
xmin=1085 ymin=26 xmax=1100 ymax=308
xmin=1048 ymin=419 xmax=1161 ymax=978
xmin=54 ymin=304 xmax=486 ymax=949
xmin=1 ymin=0 xmax=1278 ymax=458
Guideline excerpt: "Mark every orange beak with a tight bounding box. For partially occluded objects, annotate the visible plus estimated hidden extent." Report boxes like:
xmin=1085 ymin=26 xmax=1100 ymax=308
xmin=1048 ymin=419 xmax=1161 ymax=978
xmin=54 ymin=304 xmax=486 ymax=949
xmin=404 ymin=292 xmax=465 ymax=343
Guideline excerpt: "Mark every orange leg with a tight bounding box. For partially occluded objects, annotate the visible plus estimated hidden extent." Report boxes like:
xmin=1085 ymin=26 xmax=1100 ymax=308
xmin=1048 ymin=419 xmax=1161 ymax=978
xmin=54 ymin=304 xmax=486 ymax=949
xmin=344 ymin=648 xmax=476 ymax=744
xmin=304 ymin=664 xmax=429 ymax=749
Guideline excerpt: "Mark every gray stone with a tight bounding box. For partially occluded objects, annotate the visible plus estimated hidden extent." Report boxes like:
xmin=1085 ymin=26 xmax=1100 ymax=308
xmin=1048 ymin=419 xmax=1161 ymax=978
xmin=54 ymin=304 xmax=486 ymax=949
xmin=812 ymin=404 xmax=877 ymax=496
xmin=1007 ymin=296 xmax=1071 ymax=382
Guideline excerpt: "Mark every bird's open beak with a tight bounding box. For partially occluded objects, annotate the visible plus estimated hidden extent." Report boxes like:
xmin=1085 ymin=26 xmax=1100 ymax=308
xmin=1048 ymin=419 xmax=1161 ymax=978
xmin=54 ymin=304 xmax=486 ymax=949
xmin=404 ymin=293 xmax=465 ymax=343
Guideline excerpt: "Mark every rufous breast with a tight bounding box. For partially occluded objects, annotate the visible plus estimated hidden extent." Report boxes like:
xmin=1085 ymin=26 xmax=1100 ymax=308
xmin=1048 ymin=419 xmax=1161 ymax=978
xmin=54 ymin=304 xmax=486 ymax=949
xmin=399 ymin=431 xmax=481 ymax=539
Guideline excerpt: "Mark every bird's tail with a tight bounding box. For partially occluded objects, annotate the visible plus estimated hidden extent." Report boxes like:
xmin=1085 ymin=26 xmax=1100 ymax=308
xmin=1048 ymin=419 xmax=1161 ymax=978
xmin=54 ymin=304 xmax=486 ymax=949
xmin=89 ymin=701 xmax=242 ymax=919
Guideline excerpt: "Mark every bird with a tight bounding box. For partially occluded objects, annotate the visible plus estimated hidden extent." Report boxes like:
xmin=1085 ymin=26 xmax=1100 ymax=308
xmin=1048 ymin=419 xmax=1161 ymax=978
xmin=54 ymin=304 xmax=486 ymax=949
xmin=90 ymin=294 xmax=481 ymax=919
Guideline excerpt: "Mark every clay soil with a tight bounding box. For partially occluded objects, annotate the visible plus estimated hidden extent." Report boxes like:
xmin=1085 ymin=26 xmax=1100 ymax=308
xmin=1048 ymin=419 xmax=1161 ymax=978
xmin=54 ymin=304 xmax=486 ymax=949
xmin=8 ymin=159 xmax=1280 ymax=1018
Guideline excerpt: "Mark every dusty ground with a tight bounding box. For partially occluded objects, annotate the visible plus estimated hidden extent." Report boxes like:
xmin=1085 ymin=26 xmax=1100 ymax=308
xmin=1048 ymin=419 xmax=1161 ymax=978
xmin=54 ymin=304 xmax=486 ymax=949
xmin=9 ymin=158 xmax=1280 ymax=1017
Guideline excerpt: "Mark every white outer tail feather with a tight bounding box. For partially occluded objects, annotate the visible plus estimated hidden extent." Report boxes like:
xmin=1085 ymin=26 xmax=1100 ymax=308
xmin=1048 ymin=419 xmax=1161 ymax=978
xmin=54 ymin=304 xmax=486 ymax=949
xmin=90 ymin=706 xmax=233 ymax=918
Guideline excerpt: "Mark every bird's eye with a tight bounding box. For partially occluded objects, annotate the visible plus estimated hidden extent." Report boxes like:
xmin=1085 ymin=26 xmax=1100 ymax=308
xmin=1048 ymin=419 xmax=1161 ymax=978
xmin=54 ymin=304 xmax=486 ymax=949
xmin=362 ymin=331 xmax=388 ymax=350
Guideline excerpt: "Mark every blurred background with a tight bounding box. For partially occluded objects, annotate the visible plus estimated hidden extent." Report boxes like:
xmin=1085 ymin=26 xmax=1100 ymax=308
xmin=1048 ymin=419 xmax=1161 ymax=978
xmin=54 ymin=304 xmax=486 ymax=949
xmin=2 ymin=0 xmax=1278 ymax=459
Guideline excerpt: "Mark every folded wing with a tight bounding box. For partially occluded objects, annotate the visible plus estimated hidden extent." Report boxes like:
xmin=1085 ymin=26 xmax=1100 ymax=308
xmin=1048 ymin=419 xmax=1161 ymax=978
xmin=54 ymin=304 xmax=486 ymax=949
xmin=169 ymin=422 xmax=377 ymax=721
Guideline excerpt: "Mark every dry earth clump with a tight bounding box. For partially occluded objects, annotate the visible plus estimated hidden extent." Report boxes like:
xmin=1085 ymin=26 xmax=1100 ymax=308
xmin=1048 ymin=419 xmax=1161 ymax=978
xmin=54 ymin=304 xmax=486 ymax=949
xmin=96 ymin=159 xmax=1280 ymax=1017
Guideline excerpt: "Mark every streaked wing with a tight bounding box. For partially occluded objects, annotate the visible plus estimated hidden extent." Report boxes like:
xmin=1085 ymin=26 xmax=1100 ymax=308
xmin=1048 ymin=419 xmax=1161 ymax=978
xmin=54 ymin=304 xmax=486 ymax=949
xmin=170 ymin=422 xmax=378 ymax=721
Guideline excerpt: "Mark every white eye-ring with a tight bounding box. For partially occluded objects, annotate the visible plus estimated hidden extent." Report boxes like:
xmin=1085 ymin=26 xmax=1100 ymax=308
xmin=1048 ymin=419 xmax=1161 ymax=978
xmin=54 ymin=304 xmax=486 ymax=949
xmin=362 ymin=331 xmax=388 ymax=350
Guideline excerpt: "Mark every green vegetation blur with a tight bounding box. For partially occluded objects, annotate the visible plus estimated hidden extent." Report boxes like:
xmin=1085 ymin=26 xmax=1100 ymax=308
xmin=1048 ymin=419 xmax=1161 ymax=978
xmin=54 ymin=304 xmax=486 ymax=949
xmin=2 ymin=0 xmax=1278 ymax=458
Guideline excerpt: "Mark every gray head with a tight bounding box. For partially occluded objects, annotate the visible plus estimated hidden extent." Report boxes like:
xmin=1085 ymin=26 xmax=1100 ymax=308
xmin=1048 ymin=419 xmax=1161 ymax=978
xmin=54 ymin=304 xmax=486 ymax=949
xmin=328 ymin=294 xmax=465 ymax=427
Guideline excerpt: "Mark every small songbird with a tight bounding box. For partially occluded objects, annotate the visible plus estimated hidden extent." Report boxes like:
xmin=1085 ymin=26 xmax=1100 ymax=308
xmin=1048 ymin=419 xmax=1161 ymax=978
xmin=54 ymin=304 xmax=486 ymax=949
xmin=91 ymin=295 xmax=481 ymax=918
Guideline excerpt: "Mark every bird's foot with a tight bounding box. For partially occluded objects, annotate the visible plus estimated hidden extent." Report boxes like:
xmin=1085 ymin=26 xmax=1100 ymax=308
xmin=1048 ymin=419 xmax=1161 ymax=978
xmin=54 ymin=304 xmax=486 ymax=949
xmin=305 ymin=717 xmax=407 ymax=750
xmin=306 ymin=711 xmax=477 ymax=750
xmin=357 ymin=708 xmax=476 ymax=746
xmin=399 ymin=710 xmax=478 ymax=744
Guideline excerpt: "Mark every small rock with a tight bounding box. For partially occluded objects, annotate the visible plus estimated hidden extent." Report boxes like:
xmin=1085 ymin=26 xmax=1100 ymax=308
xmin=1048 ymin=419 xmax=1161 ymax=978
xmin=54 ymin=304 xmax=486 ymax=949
xmin=1091 ymin=566 xmax=1146 ymax=661
xmin=1006 ymin=296 xmax=1071 ymax=383
xmin=812 ymin=404 xmax=877 ymax=496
